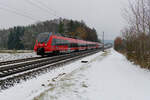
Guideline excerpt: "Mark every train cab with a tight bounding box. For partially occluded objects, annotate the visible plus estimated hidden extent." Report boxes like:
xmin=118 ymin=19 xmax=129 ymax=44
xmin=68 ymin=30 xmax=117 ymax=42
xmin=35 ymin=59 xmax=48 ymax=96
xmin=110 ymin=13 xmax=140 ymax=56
xmin=34 ymin=32 xmax=52 ymax=55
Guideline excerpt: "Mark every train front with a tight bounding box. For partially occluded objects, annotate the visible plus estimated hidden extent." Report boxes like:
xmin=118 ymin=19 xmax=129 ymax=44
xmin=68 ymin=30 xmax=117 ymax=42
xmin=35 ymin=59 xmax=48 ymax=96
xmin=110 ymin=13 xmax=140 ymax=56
xmin=34 ymin=32 xmax=51 ymax=56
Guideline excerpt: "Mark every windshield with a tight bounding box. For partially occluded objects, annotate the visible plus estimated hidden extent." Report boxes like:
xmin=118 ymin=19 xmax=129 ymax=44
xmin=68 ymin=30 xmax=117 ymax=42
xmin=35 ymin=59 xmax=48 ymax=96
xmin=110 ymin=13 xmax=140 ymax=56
xmin=37 ymin=32 xmax=50 ymax=43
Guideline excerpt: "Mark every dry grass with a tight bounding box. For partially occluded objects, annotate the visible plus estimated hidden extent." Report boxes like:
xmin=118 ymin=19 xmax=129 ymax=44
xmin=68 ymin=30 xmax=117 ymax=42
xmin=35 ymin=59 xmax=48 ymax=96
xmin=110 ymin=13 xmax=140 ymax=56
xmin=119 ymin=51 xmax=150 ymax=69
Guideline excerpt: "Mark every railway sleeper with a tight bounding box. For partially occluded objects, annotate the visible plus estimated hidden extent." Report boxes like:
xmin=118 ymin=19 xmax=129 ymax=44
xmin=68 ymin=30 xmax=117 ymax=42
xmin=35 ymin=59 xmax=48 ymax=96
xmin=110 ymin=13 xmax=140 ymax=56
xmin=0 ymin=49 xmax=101 ymax=78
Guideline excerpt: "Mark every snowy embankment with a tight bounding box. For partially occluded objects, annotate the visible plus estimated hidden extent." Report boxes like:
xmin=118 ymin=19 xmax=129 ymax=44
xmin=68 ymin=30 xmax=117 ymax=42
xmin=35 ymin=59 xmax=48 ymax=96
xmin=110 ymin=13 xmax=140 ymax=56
xmin=1 ymin=48 xmax=150 ymax=100
xmin=0 ymin=52 xmax=38 ymax=62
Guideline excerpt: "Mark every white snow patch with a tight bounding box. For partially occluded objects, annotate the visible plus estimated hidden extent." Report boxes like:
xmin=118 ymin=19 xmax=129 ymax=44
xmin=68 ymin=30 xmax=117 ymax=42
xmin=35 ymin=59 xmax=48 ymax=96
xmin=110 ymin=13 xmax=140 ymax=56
xmin=0 ymin=50 xmax=104 ymax=100
xmin=33 ymin=49 xmax=150 ymax=100
xmin=1 ymin=49 xmax=150 ymax=100
xmin=0 ymin=52 xmax=38 ymax=62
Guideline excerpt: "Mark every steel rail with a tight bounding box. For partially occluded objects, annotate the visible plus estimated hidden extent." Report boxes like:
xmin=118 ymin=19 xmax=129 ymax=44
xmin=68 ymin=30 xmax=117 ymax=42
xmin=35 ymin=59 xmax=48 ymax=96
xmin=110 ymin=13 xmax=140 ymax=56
xmin=0 ymin=57 xmax=41 ymax=66
xmin=0 ymin=49 xmax=97 ymax=78
xmin=0 ymin=49 xmax=102 ymax=90
xmin=0 ymin=46 xmax=112 ymax=90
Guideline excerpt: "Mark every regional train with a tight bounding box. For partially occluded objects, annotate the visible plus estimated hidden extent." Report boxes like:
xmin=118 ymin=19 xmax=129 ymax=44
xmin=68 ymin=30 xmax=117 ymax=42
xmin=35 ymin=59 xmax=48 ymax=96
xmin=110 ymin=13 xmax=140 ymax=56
xmin=34 ymin=32 xmax=102 ymax=56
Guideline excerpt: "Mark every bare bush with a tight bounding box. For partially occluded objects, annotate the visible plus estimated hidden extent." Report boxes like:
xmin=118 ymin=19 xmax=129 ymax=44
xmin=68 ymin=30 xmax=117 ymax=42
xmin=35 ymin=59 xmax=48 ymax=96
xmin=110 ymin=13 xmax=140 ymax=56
xmin=121 ymin=0 xmax=150 ymax=69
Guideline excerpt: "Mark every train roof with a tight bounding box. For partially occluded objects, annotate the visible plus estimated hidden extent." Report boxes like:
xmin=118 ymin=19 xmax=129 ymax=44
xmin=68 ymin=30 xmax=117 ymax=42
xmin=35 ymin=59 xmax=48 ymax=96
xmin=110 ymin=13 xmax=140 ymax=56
xmin=38 ymin=32 xmax=100 ymax=44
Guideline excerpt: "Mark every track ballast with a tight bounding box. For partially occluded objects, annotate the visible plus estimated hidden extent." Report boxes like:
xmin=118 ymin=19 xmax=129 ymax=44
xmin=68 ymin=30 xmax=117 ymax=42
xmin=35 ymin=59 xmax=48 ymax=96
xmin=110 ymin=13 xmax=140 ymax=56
xmin=0 ymin=46 xmax=112 ymax=90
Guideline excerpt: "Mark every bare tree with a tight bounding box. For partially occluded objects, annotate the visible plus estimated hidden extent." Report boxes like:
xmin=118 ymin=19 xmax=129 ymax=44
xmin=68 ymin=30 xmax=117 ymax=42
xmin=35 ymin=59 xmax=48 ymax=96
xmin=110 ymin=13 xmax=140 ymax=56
xmin=121 ymin=0 xmax=150 ymax=69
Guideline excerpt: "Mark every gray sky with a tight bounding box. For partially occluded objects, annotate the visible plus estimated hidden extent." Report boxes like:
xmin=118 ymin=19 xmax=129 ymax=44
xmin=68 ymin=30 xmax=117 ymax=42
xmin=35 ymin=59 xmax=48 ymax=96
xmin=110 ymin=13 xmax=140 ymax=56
xmin=0 ymin=0 xmax=128 ymax=40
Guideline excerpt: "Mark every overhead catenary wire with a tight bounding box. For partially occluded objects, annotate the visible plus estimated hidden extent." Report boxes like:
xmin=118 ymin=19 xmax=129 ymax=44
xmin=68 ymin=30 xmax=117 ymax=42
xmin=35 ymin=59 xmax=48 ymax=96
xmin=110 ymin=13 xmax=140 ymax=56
xmin=0 ymin=5 xmax=39 ymax=21
xmin=0 ymin=2 xmax=44 ymax=21
xmin=0 ymin=0 xmax=67 ymax=24
xmin=25 ymin=0 xmax=60 ymax=18
xmin=34 ymin=0 xmax=57 ymax=14
xmin=34 ymin=0 xmax=66 ymax=18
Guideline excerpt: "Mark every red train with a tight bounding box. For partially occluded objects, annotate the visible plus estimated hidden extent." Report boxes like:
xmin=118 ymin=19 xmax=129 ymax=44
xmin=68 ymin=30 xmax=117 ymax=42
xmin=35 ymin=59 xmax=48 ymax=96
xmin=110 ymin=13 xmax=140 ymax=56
xmin=34 ymin=32 xmax=102 ymax=56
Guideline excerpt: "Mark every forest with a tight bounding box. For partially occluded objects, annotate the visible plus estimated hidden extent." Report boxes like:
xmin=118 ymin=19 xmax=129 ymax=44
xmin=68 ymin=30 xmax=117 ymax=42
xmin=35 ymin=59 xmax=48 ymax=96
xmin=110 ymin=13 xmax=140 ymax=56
xmin=114 ymin=0 xmax=150 ymax=69
xmin=0 ymin=18 xmax=99 ymax=50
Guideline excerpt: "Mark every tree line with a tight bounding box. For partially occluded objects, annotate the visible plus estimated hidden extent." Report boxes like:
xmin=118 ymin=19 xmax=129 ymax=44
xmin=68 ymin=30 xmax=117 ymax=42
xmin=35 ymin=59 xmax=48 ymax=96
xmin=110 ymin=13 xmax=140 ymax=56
xmin=114 ymin=0 xmax=150 ymax=69
xmin=0 ymin=18 xmax=100 ymax=50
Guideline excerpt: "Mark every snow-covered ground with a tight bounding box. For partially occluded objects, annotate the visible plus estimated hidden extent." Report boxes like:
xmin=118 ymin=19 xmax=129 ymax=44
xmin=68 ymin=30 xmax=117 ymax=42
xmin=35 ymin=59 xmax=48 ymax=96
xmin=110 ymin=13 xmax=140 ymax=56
xmin=0 ymin=52 xmax=38 ymax=62
xmin=1 ymin=48 xmax=150 ymax=100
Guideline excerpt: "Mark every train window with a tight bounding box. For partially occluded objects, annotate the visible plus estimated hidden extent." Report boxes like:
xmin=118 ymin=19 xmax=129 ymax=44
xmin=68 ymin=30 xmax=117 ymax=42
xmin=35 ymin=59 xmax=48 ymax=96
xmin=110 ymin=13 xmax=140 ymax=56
xmin=56 ymin=39 xmax=60 ymax=45
xmin=74 ymin=43 xmax=78 ymax=47
xmin=70 ymin=43 xmax=73 ymax=47
xmin=64 ymin=40 xmax=69 ymax=46
xmin=79 ymin=44 xmax=85 ymax=47
xmin=55 ymin=39 xmax=61 ymax=46
xmin=52 ymin=39 xmax=69 ymax=46
xmin=60 ymin=40 xmax=63 ymax=45
xmin=59 ymin=39 xmax=64 ymax=45
xmin=63 ymin=40 xmax=67 ymax=45
xmin=37 ymin=32 xmax=50 ymax=43
xmin=60 ymin=39 xmax=65 ymax=46
xmin=79 ymin=44 xmax=82 ymax=47
xmin=52 ymin=38 xmax=56 ymax=46
xmin=76 ymin=43 xmax=79 ymax=47
xmin=70 ymin=43 xmax=77 ymax=47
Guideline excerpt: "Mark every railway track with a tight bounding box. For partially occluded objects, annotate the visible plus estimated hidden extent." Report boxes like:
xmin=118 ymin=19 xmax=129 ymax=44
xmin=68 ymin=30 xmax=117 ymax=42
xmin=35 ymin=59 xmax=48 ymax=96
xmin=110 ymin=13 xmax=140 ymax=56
xmin=0 ymin=47 xmax=112 ymax=90
xmin=0 ymin=49 xmax=99 ymax=78
xmin=0 ymin=57 xmax=41 ymax=66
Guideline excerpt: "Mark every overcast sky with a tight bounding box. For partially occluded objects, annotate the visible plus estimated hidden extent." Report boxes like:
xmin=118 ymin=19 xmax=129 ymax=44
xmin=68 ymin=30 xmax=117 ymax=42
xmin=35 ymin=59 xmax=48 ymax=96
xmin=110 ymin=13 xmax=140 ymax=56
xmin=0 ymin=0 xmax=128 ymax=40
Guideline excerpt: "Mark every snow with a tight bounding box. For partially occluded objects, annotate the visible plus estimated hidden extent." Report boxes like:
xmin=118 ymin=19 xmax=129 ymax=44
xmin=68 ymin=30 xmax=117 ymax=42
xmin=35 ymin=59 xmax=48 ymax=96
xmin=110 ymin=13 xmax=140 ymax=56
xmin=0 ymin=52 xmax=38 ymax=62
xmin=1 ymin=48 xmax=150 ymax=100
xmin=0 ymin=50 xmax=102 ymax=100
